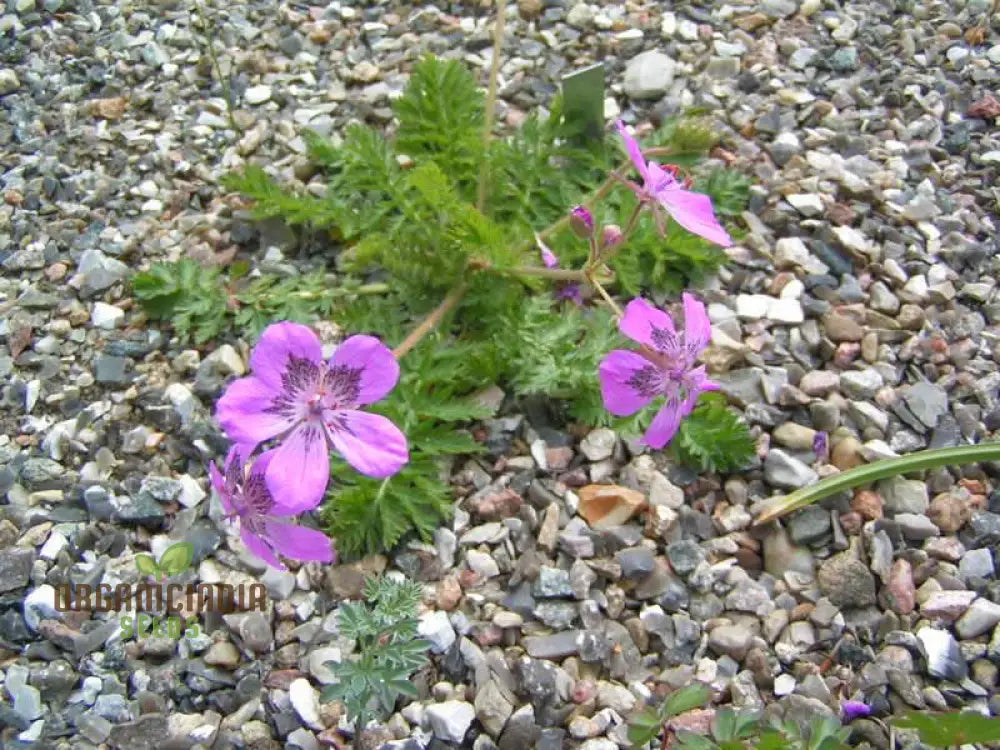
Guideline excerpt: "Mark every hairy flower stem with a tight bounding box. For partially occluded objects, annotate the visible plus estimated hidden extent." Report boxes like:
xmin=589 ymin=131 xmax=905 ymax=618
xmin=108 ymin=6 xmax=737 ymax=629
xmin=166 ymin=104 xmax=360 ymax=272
xmin=497 ymin=266 xmax=590 ymax=282
xmin=396 ymin=138 xmax=672 ymax=359
xmin=586 ymin=271 xmax=622 ymax=316
xmin=476 ymin=0 xmax=507 ymax=212
xmin=392 ymin=281 xmax=470 ymax=359
xmin=753 ymin=441 xmax=1000 ymax=526
xmin=284 ymin=282 xmax=390 ymax=301
xmin=194 ymin=0 xmax=240 ymax=133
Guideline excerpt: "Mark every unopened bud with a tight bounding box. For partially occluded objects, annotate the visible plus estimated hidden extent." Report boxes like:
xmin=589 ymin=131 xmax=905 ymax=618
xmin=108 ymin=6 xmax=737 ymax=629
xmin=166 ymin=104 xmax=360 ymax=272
xmin=569 ymin=205 xmax=594 ymax=238
xmin=601 ymin=224 xmax=623 ymax=250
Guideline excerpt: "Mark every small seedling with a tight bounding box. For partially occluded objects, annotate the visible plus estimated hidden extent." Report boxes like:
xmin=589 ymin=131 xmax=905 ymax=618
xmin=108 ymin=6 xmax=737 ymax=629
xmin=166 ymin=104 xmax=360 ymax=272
xmin=134 ymin=542 xmax=195 ymax=582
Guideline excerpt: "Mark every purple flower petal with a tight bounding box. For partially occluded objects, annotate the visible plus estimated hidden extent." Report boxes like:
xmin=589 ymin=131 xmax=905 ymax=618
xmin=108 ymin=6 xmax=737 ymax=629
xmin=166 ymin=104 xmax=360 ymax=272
xmin=208 ymin=459 xmax=233 ymax=515
xmin=328 ymin=410 xmax=409 ymax=478
xmin=330 ymin=335 xmax=399 ymax=407
xmin=247 ymin=446 xmax=276 ymax=478
xmin=840 ymin=700 xmax=872 ymax=722
xmin=616 ymin=120 xmax=649 ymax=182
xmin=249 ymin=321 xmax=324 ymax=390
xmin=240 ymin=524 xmax=285 ymax=570
xmin=656 ymin=185 xmax=732 ymax=248
xmin=619 ymin=297 xmax=677 ymax=350
xmin=556 ymin=283 xmax=583 ymax=306
xmin=644 ymin=397 xmax=684 ymax=449
xmin=264 ymin=519 xmax=335 ymax=564
xmin=645 ymin=162 xmax=678 ymax=193
xmin=215 ymin=376 xmax=295 ymax=450
xmin=599 ymin=349 xmax=660 ymax=416
xmin=265 ymin=423 xmax=330 ymax=511
xmin=682 ymin=293 xmax=712 ymax=352
xmin=536 ymin=233 xmax=559 ymax=269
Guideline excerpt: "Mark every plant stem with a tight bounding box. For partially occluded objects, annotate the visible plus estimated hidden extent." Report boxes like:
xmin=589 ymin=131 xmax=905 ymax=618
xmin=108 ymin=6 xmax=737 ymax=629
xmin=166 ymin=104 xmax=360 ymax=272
xmin=586 ymin=270 xmax=622 ymax=316
xmin=392 ymin=281 xmax=469 ymax=359
xmin=193 ymin=0 xmax=240 ymax=133
xmin=495 ymin=265 xmax=591 ymax=282
xmin=476 ymin=0 xmax=507 ymax=212
xmin=287 ymin=282 xmax=390 ymax=300
xmin=753 ymin=441 xmax=1000 ymax=526
xmin=394 ymin=138 xmax=675 ymax=361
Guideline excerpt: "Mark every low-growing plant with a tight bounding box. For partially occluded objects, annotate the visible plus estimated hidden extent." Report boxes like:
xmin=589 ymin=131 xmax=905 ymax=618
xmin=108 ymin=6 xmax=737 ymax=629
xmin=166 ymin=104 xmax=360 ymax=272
xmin=320 ymin=576 xmax=432 ymax=734
xmin=132 ymin=48 xmax=755 ymax=559
xmin=627 ymin=684 xmax=851 ymax=750
xmin=891 ymin=709 xmax=1000 ymax=747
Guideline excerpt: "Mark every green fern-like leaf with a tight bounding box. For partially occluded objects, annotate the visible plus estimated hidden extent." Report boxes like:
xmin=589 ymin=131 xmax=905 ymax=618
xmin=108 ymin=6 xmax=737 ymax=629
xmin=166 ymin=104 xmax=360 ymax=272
xmin=221 ymin=165 xmax=335 ymax=226
xmin=394 ymin=54 xmax=485 ymax=196
xmin=696 ymin=167 xmax=751 ymax=218
xmin=674 ymin=393 xmax=754 ymax=473
xmin=324 ymin=577 xmax=431 ymax=732
xmin=132 ymin=259 xmax=230 ymax=344
xmin=322 ymin=459 xmax=454 ymax=557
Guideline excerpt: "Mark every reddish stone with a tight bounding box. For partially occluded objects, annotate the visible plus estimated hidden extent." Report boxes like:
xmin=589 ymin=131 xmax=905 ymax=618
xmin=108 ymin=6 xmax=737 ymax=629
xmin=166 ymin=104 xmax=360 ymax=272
xmin=851 ymin=490 xmax=884 ymax=521
xmin=572 ymin=679 xmax=597 ymax=704
xmin=468 ymin=487 xmax=522 ymax=521
xmin=36 ymin=620 xmax=79 ymax=651
xmin=839 ymin=511 xmax=864 ymax=535
xmin=263 ymin=669 xmax=305 ymax=689
xmin=968 ymin=94 xmax=1000 ymax=119
xmin=923 ymin=537 xmax=965 ymax=562
xmin=545 ymin=446 xmax=574 ymax=471
xmin=884 ymin=559 xmax=915 ymax=615
xmin=668 ymin=708 xmax=716 ymax=735
xmin=473 ymin=624 xmax=504 ymax=647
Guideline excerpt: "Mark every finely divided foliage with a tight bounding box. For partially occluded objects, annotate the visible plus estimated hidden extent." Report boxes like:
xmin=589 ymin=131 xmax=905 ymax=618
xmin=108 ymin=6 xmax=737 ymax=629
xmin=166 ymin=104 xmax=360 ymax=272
xmin=321 ymin=577 xmax=432 ymax=733
xmin=133 ymin=53 xmax=754 ymax=566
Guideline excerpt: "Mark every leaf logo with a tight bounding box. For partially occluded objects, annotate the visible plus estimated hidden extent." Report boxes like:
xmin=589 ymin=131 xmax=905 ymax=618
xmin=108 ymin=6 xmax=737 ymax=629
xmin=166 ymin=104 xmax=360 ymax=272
xmin=135 ymin=542 xmax=195 ymax=582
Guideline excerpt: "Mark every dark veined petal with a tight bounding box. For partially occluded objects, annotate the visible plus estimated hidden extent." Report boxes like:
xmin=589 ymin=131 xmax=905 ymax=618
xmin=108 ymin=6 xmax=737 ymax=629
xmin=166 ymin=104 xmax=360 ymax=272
xmin=265 ymin=423 xmax=331 ymax=512
xmin=328 ymin=335 xmax=399 ymax=407
xmin=599 ymin=349 xmax=661 ymax=417
xmin=249 ymin=321 xmax=323 ymax=389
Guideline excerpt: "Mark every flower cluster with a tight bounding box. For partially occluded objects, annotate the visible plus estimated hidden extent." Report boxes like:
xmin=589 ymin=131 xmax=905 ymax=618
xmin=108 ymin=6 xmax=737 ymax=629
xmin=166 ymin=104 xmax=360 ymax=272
xmin=549 ymin=122 xmax=731 ymax=450
xmin=206 ymin=119 xmax=733 ymax=568
xmin=211 ymin=322 xmax=408 ymax=569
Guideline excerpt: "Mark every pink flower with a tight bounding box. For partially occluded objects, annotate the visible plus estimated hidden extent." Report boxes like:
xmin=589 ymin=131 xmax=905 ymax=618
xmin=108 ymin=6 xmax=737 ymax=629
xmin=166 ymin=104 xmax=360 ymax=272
xmin=535 ymin=234 xmax=583 ymax=306
xmin=209 ymin=447 xmax=335 ymax=570
xmin=599 ymin=295 xmax=718 ymax=449
xmin=600 ymin=224 xmax=623 ymax=252
xmin=215 ymin=322 xmax=408 ymax=510
xmin=569 ymin=205 xmax=594 ymax=238
xmin=615 ymin=120 xmax=732 ymax=247
xmin=536 ymin=232 xmax=559 ymax=269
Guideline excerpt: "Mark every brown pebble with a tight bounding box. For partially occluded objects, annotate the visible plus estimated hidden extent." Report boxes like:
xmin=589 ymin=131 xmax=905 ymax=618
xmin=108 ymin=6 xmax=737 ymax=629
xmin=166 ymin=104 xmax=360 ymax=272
xmin=851 ymin=490 xmax=884 ymax=521
xmin=435 ymin=575 xmax=462 ymax=611
xmin=927 ymin=492 xmax=971 ymax=533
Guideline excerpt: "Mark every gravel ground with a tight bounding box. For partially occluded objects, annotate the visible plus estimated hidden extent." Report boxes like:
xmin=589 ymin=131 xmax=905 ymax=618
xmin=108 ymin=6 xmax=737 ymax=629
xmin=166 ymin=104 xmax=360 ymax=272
xmin=2 ymin=0 xmax=1000 ymax=748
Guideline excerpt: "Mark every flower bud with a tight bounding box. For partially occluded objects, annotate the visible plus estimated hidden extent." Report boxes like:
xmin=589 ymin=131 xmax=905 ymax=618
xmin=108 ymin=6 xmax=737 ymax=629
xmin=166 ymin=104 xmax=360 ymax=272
xmin=569 ymin=205 xmax=594 ymax=238
xmin=601 ymin=224 xmax=623 ymax=250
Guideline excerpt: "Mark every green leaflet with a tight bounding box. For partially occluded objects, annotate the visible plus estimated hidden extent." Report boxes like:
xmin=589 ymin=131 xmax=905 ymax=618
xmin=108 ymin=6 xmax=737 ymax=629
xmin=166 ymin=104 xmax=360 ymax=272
xmin=321 ymin=577 xmax=431 ymax=733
